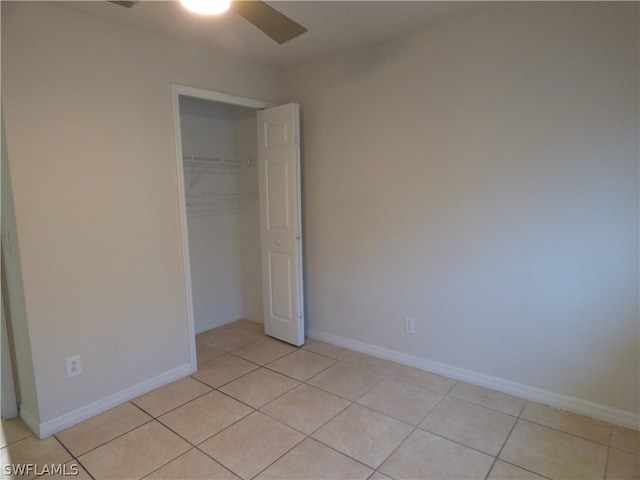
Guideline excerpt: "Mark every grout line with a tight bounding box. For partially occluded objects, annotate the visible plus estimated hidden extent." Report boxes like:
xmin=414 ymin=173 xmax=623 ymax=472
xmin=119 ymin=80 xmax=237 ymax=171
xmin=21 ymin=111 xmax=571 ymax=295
xmin=302 ymin=436 xmax=383 ymax=476
xmin=489 ymin=459 xmax=555 ymax=480
xmin=441 ymin=395 xmax=520 ymax=421
xmin=50 ymin=435 xmax=96 ymax=480
xmin=261 ymin=353 xmax=339 ymax=383
xmin=70 ymin=455 xmax=96 ymax=480
xmin=602 ymin=423 xmax=615 ymax=480
xmin=134 ymin=386 xmax=214 ymax=419
xmin=129 ymin=398 xmax=159 ymax=418
xmin=483 ymin=409 xmax=522 ymax=480
xmin=56 ymin=410 xmax=156 ymax=460
xmin=515 ymin=417 xmax=612 ymax=447
xmin=137 ymin=447 xmax=197 ymax=480
xmin=413 ymin=425 xmax=500 ymax=459
xmin=246 ymin=436 xmax=307 ymax=480
xmin=370 ymin=416 xmax=421 ymax=477
xmin=447 ymin=392 xmax=527 ymax=418
xmin=481 ymin=403 xmax=529 ymax=479
xmin=194 ymin=443 xmax=252 ymax=479
xmin=194 ymin=357 xmax=261 ymax=390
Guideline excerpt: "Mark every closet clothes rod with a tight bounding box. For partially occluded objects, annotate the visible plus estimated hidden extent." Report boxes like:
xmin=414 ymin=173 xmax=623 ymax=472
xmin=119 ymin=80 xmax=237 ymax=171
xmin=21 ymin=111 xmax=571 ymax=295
xmin=182 ymin=156 xmax=253 ymax=169
xmin=185 ymin=190 xmax=258 ymax=200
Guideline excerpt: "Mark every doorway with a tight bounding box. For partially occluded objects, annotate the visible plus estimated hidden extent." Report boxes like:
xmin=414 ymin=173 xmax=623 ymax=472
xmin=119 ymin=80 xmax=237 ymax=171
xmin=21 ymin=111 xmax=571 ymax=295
xmin=171 ymin=85 xmax=305 ymax=368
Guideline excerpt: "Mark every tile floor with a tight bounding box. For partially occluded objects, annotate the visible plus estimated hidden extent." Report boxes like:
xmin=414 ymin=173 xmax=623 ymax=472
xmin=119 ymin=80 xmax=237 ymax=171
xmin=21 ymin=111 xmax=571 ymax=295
xmin=2 ymin=320 xmax=639 ymax=479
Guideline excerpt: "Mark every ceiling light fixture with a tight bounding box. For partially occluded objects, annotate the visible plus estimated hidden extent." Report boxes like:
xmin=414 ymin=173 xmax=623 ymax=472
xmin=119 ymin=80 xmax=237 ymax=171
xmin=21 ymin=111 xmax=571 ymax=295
xmin=180 ymin=0 xmax=231 ymax=15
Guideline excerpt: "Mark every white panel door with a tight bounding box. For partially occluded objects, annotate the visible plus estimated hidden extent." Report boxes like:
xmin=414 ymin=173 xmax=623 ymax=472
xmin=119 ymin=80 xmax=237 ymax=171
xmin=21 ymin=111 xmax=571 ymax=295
xmin=258 ymin=104 xmax=304 ymax=346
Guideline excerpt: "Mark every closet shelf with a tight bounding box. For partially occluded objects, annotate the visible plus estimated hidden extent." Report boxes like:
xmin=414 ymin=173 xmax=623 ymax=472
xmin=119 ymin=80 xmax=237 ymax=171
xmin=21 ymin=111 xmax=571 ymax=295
xmin=183 ymin=155 xmax=253 ymax=190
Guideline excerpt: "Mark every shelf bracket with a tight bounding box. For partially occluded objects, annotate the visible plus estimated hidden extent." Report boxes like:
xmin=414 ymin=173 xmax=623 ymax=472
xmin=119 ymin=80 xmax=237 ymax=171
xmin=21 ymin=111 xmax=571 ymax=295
xmin=188 ymin=165 xmax=207 ymax=190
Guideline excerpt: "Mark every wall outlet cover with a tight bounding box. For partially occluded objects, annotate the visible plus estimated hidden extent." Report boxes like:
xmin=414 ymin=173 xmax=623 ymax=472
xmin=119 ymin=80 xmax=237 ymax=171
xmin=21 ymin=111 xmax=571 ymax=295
xmin=66 ymin=355 xmax=82 ymax=378
xmin=405 ymin=317 xmax=415 ymax=335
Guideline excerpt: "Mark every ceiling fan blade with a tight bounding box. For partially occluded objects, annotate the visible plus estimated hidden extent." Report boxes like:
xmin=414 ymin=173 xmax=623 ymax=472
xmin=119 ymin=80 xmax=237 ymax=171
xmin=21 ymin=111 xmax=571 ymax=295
xmin=109 ymin=1 xmax=138 ymax=7
xmin=231 ymin=1 xmax=307 ymax=45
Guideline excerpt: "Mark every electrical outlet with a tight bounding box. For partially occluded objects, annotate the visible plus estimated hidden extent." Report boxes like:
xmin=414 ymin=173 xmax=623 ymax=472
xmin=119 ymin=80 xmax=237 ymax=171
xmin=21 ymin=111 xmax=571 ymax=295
xmin=404 ymin=317 xmax=415 ymax=334
xmin=66 ymin=355 xmax=82 ymax=378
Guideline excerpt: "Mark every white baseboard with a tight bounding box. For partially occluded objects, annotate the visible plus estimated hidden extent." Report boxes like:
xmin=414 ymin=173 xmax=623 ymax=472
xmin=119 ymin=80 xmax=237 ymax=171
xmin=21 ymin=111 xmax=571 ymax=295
xmin=308 ymin=328 xmax=640 ymax=431
xmin=35 ymin=363 xmax=195 ymax=439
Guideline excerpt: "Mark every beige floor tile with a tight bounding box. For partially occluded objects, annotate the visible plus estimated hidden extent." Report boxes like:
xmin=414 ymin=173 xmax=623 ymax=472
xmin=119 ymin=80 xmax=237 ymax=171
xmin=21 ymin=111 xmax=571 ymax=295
xmin=449 ymin=382 xmax=526 ymax=416
xmin=611 ymin=425 xmax=640 ymax=454
xmin=357 ymin=377 xmax=444 ymax=425
xmin=196 ymin=323 xmax=243 ymax=342
xmin=521 ymin=402 xmax=611 ymax=444
xmin=196 ymin=325 xmax=229 ymax=341
xmin=132 ymin=377 xmax=212 ymax=417
xmin=199 ymin=412 xmax=305 ymax=479
xmin=255 ymin=438 xmax=373 ymax=480
xmin=78 ymin=421 xmax=190 ymax=480
xmin=211 ymin=330 xmax=263 ymax=353
xmin=607 ymin=448 xmax=640 ymax=480
xmin=1 ymin=435 xmax=72 ymax=475
xmin=420 ymin=397 xmax=516 ymax=456
xmin=145 ymin=448 xmax=239 ymax=479
xmin=260 ymin=384 xmax=351 ymax=435
xmin=196 ymin=328 xmax=223 ymax=342
xmin=231 ymin=337 xmax=298 ymax=365
xmin=199 ymin=321 xmax=240 ymax=336
xmin=196 ymin=320 xmax=264 ymax=341
xmin=56 ymin=402 xmax=152 ymax=456
xmin=192 ymin=354 xmax=258 ymax=388
xmin=0 ymin=419 xmax=32 ymax=448
xmin=206 ymin=319 xmax=262 ymax=335
xmin=266 ymin=349 xmax=336 ymax=381
xmin=196 ymin=340 xmax=226 ymax=365
xmin=500 ymin=420 xmax=608 ymax=479
xmin=234 ymin=319 xmax=264 ymax=333
xmin=302 ymin=341 xmax=354 ymax=360
xmin=312 ymin=404 xmax=412 ymax=468
xmin=307 ymin=362 xmax=386 ymax=401
xmin=391 ymin=365 xmax=457 ymax=393
xmin=219 ymin=368 xmax=300 ymax=408
xmin=487 ymin=460 xmax=547 ymax=479
xmin=379 ymin=428 xmax=493 ymax=480
xmin=158 ymin=391 xmax=252 ymax=445
xmin=343 ymin=352 xmax=401 ymax=375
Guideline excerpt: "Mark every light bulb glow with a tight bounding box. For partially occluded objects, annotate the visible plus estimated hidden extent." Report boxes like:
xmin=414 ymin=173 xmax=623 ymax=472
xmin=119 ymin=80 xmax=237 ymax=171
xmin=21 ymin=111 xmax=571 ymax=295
xmin=180 ymin=0 xmax=231 ymax=15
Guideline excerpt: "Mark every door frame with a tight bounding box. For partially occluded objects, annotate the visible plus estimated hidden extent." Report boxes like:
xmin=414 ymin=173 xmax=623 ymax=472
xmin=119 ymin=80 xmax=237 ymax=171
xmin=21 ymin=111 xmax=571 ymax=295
xmin=1 ymin=283 xmax=19 ymax=419
xmin=170 ymin=84 xmax=273 ymax=372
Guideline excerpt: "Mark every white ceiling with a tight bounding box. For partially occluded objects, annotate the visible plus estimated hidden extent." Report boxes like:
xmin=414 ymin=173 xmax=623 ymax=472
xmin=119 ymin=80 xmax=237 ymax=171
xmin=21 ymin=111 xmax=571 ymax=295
xmin=57 ymin=1 xmax=489 ymax=68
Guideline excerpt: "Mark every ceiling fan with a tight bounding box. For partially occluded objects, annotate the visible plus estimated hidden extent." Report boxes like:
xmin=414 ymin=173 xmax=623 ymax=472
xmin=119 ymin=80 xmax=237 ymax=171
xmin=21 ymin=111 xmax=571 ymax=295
xmin=109 ymin=0 xmax=308 ymax=45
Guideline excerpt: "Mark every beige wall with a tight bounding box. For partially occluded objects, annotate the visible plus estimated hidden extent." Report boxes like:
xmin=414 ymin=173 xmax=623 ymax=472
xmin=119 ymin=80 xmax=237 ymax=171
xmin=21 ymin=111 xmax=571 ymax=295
xmin=283 ymin=2 xmax=639 ymax=420
xmin=2 ymin=0 xmax=638 ymax=434
xmin=1 ymin=1 xmax=280 ymax=432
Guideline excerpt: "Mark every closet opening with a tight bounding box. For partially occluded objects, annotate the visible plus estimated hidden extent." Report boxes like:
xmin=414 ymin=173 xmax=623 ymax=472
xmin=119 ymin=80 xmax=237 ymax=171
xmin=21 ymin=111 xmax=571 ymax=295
xmin=172 ymin=85 xmax=305 ymax=369
xmin=179 ymin=95 xmax=262 ymax=335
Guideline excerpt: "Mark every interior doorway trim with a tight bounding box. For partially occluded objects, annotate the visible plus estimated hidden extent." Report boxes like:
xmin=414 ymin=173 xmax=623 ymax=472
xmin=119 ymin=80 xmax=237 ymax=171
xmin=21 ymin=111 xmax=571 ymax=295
xmin=170 ymin=84 xmax=274 ymax=371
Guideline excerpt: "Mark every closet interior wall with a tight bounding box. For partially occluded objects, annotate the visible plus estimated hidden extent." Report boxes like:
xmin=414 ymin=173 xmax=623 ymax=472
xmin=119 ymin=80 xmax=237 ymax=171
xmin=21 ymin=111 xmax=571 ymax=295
xmin=179 ymin=96 xmax=263 ymax=334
